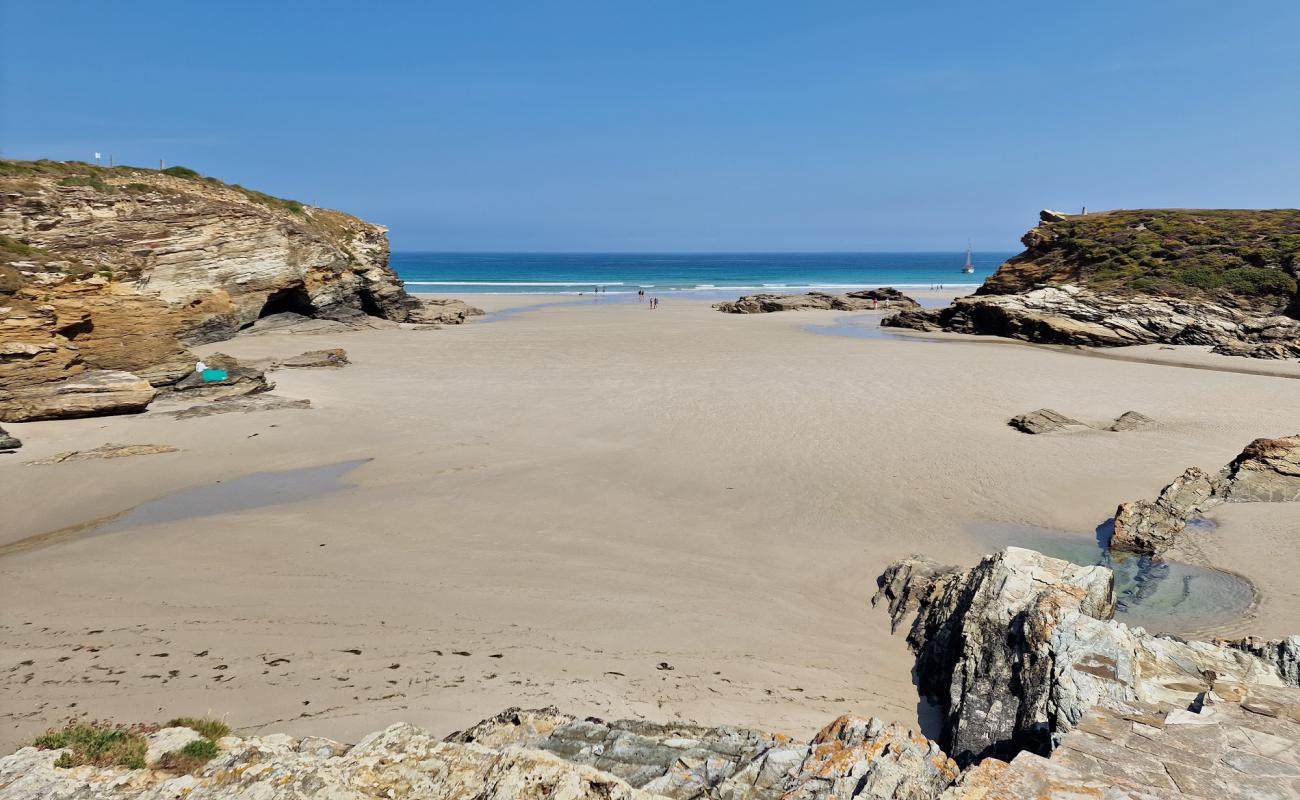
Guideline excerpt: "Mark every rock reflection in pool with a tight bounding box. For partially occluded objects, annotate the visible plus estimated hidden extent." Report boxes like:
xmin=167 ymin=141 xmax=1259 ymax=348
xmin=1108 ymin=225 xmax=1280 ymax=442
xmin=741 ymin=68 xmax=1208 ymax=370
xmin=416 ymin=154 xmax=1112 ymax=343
xmin=969 ymin=522 xmax=1253 ymax=634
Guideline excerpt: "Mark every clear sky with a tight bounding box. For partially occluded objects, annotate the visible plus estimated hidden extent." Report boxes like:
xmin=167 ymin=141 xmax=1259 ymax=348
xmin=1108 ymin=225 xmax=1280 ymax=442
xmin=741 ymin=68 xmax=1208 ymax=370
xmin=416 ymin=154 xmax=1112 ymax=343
xmin=2 ymin=1 xmax=1297 ymax=252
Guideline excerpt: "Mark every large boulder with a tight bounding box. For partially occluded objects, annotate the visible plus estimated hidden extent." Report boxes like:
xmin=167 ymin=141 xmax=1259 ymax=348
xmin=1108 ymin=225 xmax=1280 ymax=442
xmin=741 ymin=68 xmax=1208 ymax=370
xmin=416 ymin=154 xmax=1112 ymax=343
xmin=407 ymin=298 xmax=486 ymax=325
xmin=0 ymin=369 xmax=155 ymax=422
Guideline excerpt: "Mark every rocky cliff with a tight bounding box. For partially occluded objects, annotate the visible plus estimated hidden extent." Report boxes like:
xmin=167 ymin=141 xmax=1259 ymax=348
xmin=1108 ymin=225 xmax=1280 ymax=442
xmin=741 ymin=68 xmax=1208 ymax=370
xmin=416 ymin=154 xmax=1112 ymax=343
xmin=885 ymin=209 xmax=1300 ymax=358
xmin=874 ymin=547 xmax=1299 ymax=768
xmin=0 ymin=159 xmax=441 ymax=421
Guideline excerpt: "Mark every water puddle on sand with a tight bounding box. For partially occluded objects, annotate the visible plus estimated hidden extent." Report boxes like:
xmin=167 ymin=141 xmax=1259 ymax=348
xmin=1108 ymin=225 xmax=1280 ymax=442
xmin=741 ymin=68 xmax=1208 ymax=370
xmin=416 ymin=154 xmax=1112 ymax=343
xmin=1 ymin=459 xmax=369 ymax=557
xmin=970 ymin=522 xmax=1255 ymax=635
xmin=803 ymin=314 xmax=914 ymax=342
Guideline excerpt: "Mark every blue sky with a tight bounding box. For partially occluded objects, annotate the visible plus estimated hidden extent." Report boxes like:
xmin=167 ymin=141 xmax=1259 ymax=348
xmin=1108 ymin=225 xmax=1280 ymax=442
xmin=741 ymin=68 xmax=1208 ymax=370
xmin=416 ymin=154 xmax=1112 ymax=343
xmin=2 ymin=1 xmax=1297 ymax=251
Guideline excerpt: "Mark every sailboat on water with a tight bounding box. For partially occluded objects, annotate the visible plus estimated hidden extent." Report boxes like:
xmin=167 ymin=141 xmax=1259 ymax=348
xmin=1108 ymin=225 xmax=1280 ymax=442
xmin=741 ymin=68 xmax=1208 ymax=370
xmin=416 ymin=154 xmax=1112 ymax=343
xmin=960 ymin=245 xmax=975 ymax=274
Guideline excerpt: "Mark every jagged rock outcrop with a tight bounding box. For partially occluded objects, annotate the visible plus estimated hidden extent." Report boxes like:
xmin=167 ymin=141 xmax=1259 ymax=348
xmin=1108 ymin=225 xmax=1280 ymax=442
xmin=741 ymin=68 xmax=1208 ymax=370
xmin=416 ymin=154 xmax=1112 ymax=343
xmin=884 ymin=209 xmax=1300 ymax=359
xmin=0 ymin=713 xmax=960 ymax=800
xmin=0 ymin=722 xmax=658 ymax=800
xmin=1007 ymin=409 xmax=1085 ymax=434
xmin=1223 ymin=635 xmax=1300 ymax=686
xmin=1105 ymin=410 xmax=1155 ymax=432
xmin=1111 ymin=433 xmax=1300 ymax=554
xmin=715 ymin=288 xmax=919 ymax=314
xmin=0 ymin=369 xmax=155 ymax=422
xmin=874 ymin=547 xmax=1293 ymax=767
xmin=1007 ymin=409 xmax=1156 ymax=435
xmin=944 ymin=684 xmax=1300 ymax=799
xmin=0 ymin=159 xmax=468 ymax=421
xmin=0 ymin=426 xmax=18 ymax=451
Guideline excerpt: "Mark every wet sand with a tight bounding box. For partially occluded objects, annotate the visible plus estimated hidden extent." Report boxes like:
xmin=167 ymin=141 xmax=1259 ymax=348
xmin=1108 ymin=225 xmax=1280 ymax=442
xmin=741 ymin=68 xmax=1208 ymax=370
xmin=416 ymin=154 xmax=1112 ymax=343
xmin=1 ymin=292 xmax=1297 ymax=750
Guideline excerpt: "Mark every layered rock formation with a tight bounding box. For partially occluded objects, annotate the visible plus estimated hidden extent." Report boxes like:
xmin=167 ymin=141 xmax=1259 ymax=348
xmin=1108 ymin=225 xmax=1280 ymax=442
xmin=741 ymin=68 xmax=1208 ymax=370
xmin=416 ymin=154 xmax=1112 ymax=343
xmin=1111 ymin=433 xmax=1300 ymax=554
xmin=0 ymin=159 xmax=472 ymax=422
xmin=874 ymin=548 xmax=1296 ymax=767
xmin=0 ymin=713 xmax=960 ymax=800
xmin=884 ymin=209 xmax=1300 ymax=359
xmin=715 ymin=288 xmax=919 ymax=314
xmin=946 ymin=684 xmax=1300 ymax=799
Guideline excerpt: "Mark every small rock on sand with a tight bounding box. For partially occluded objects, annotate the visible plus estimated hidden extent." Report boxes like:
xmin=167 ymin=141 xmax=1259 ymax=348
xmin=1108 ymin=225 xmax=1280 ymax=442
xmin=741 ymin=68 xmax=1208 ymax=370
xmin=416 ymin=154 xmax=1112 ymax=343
xmin=26 ymin=443 xmax=180 ymax=465
xmin=276 ymin=348 xmax=350 ymax=369
xmin=1008 ymin=408 xmax=1085 ymax=434
xmin=0 ymin=426 xmax=20 ymax=451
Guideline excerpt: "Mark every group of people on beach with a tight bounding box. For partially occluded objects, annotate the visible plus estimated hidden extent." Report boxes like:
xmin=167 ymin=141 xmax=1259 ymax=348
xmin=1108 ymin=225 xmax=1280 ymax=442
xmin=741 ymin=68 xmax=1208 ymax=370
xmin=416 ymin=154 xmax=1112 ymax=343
xmin=638 ymin=289 xmax=659 ymax=309
xmin=929 ymin=284 xmax=947 ymax=290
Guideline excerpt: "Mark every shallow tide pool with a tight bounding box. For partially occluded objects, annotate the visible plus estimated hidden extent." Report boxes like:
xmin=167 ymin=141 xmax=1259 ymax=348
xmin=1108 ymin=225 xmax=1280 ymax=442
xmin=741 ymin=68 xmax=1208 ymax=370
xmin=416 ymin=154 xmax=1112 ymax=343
xmin=970 ymin=522 xmax=1254 ymax=635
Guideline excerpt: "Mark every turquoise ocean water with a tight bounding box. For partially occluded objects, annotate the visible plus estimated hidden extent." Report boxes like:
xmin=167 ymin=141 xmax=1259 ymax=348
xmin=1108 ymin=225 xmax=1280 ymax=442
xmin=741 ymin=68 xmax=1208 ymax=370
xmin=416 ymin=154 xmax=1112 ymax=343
xmin=394 ymin=252 xmax=1013 ymax=295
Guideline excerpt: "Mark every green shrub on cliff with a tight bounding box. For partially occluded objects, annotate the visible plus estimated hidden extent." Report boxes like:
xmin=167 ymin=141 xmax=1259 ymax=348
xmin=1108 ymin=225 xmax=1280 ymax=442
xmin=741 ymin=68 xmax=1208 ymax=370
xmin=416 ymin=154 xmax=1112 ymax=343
xmin=1004 ymin=209 xmax=1300 ymax=308
xmin=155 ymin=738 xmax=220 ymax=774
xmin=161 ymin=165 xmax=201 ymax=179
xmin=32 ymin=722 xmax=152 ymax=769
xmin=166 ymin=716 xmax=231 ymax=740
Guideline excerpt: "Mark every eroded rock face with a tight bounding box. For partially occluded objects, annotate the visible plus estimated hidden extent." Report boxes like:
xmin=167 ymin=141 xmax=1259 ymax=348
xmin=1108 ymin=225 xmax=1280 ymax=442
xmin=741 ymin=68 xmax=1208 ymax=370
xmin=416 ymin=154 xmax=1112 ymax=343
xmin=0 ymin=369 xmax=155 ymax=422
xmin=883 ymin=284 xmax=1300 ymax=358
xmin=0 ymin=161 xmax=437 ymax=421
xmin=1110 ymin=433 xmax=1300 ymax=554
xmin=1007 ymin=409 xmax=1085 ymax=434
xmin=715 ymin=289 xmax=920 ymax=314
xmin=875 ymin=547 xmax=1293 ymax=767
xmin=0 ymin=714 xmax=959 ymax=800
xmin=0 ymin=722 xmax=658 ymax=800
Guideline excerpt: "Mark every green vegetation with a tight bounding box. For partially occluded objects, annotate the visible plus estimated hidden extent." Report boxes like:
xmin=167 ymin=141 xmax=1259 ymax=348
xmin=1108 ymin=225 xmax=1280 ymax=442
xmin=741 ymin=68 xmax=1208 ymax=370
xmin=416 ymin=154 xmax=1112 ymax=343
xmin=161 ymin=165 xmax=201 ymax=179
xmin=58 ymin=174 xmax=109 ymax=191
xmin=155 ymin=738 xmax=220 ymax=774
xmin=32 ymin=722 xmax=153 ymax=769
xmin=32 ymin=716 xmax=232 ymax=772
xmin=1016 ymin=209 xmax=1300 ymax=309
xmin=0 ymin=233 xmax=49 ymax=259
xmin=166 ymin=716 xmax=231 ymax=740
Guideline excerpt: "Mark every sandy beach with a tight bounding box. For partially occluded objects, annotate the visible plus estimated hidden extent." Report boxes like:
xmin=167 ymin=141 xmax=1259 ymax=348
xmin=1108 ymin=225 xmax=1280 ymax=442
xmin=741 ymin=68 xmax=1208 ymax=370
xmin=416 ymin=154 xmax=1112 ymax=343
xmin=1 ymin=292 xmax=1297 ymax=752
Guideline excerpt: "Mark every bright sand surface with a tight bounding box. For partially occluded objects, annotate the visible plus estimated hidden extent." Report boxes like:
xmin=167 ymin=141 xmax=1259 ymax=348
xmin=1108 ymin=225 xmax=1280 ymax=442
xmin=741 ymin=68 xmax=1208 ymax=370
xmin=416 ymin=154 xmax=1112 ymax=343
xmin=2 ymin=291 xmax=1298 ymax=750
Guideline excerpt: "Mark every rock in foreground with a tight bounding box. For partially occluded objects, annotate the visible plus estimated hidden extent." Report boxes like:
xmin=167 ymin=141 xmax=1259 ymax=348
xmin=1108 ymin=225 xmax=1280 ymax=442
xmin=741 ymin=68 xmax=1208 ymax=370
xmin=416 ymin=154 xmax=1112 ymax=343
xmin=0 ymin=426 xmax=19 ymax=451
xmin=946 ymin=684 xmax=1300 ymax=799
xmin=875 ymin=547 xmax=1295 ymax=766
xmin=715 ymin=288 xmax=919 ymax=314
xmin=0 ymin=713 xmax=959 ymax=800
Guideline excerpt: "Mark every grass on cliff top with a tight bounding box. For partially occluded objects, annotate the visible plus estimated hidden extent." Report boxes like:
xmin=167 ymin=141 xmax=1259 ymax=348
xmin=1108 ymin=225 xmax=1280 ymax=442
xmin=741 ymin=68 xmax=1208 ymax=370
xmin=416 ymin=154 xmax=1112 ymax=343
xmin=154 ymin=738 xmax=220 ymax=774
xmin=32 ymin=722 xmax=155 ymax=769
xmin=166 ymin=716 xmax=231 ymax=740
xmin=1030 ymin=209 xmax=1300 ymax=304
xmin=0 ymin=158 xmax=307 ymax=216
xmin=33 ymin=716 xmax=230 ymax=772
